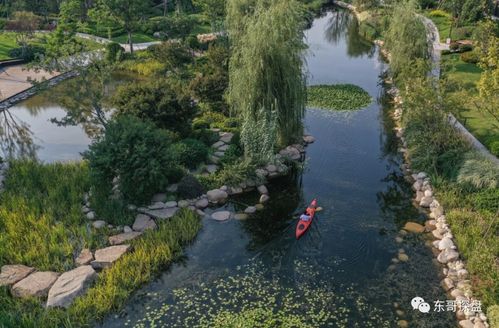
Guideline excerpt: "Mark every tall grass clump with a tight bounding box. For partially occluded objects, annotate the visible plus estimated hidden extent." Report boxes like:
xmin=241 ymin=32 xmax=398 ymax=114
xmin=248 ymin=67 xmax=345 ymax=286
xmin=227 ymin=0 xmax=307 ymax=161
xmin=68 ymin=209 xmax=201 ymax=324
xmin=457 ymin=152 xmax=499 ymax=190
xmin=0 ymin=160 xmax=91 ymax=272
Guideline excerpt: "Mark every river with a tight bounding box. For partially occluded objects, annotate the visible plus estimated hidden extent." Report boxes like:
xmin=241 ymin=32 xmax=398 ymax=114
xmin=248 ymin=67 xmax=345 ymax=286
xmin=95 ymin=7 xmax=455 ymax=328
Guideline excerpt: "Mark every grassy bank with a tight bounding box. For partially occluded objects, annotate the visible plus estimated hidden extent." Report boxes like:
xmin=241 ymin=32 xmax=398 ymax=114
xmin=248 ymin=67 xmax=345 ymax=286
xmin=0 ymin=160 xmax=202 ymax=327
xmin=441 ymin=53 xmax=498 ymax=155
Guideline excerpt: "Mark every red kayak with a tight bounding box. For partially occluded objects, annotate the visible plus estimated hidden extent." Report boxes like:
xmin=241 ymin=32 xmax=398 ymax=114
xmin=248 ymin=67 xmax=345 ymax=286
xmin=295 ymin=199 xmax=318 ymax=239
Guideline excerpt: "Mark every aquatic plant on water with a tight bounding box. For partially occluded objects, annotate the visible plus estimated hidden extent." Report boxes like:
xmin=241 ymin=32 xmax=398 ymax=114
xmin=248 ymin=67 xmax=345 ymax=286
xmin=307 ymin=84 xmax=372 ymax=111
xmin=129 ymin=259 xmax=391 ymax=328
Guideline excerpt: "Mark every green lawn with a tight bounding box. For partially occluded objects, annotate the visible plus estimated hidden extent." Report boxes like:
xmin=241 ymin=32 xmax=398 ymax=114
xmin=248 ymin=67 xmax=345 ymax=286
xmin=0 ymin=33 xmax=19 ymax=60
xmin=426 ymin=13 xmax=454 ymax=42
xmin=442 ymin=54 xmax=499 ymax=154
xmin=111 ymin=32 xmax=156 ymax=44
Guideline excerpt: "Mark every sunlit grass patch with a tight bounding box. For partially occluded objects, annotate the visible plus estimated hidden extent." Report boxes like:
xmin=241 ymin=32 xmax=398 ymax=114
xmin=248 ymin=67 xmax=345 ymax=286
xmin=307 ymin=84 xmax=372 ymax=111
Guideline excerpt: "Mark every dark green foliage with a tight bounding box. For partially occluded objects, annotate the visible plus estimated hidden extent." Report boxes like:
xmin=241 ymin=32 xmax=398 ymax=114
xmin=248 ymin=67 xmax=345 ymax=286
xmin=307 ymin=84 xmax=372 ymax=110
xmin=112 ymin=79 xmax=197 ymax=135
xmin=84 ymin=116 xmax=182 ymax=205
xmin=220 ymin=144 xmax=243 ymax=166
xmin=7 ymin=45 xmax=45 ymax=61
xmin=190 ymin=128 xmax=220 ymax=146
xmin=148 ymin=41 xmax=193 ymax=70
xmin=490 ymin=141 xmax=499 ymax=156
xmin=460 ymin=51 xmax=479 ymax=64
xmin=146 ymin=14 xmax=195 ymax=39
xmin=170 ymin=138 xmax=209 ymax=168
xmin=106 ymin=42 xmax=125 ymax=62
xmin=177 ymin=175 xmax=205 ymax=198
xmin=190 ymin=70 xmax=229 ymax=112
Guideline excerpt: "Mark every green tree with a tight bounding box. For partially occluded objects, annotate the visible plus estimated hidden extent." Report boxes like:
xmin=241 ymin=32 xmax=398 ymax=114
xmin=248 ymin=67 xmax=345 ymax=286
xmin=227 ymin=0 xmax=307 ymax=162
xmin=93 ymin=0 xmax=152 ymax=54
xmin=4 ymin=11 xmax=41 ymax=58
xmin=385 ymin=0 xmax=430 ymax=82
xmin=112 ymin=79 xmax=197 ymax=135
xmin=195 ymin=0 xmax=226 ymax=31
xmin=476 ymin=35 xmax=499 ymax=124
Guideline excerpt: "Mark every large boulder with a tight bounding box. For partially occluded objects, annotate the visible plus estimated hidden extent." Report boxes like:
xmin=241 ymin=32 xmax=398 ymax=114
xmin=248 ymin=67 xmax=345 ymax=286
xmin=108 ymin=231 xmax=142 ymax=245
xmin=132 ymin=214 xmax=157 ymax=232
xmin=46 ymin=266 xmax=97 ymax=308
xmin=279 ymin=146 xmax=301 ymax=161
xmin=75 ymin=249 xmax=94 ymax=266
xmin=0 ymin=265 xmax=35 ymax=287
xmin=91 ymin=245 xmax=131 ymax=269
xmin=12 ymin=271 xmax=59 ymax=298
xmin=207 ymin=189 xmax=228 ymax=203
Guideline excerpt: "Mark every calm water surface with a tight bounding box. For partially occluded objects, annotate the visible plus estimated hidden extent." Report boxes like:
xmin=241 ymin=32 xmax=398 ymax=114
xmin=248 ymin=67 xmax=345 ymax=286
xmin=99 ymin=8 xmax=455 ymax=328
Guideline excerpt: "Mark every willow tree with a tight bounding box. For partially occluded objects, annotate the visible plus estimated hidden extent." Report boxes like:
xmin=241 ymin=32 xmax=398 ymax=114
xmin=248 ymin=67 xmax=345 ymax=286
xmin=227 ymin=0 xmax=307 ymax=162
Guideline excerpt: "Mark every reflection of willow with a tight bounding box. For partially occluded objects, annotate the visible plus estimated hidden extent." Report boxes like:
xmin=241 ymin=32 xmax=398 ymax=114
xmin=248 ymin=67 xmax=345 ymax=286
xmin=0 ymin=108 xmax=37 ymax=159
xmin=325 ymin=9 xmax=375 ymax=58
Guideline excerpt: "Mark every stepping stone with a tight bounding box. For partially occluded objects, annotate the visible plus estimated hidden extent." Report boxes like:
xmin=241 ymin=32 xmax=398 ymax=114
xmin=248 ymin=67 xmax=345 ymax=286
xmin=178 ymin=200 xmax=189 ymax=208
xmin=166 ymin=184 xmax=178 ymax=193
xmin=206 ymin=165 xmax=218 ymax=174
xmin=266 ymin=164 xmax=277 ymax=173
xmin=303 ymin=135 xmax=315 ymax=143
xmin=123 ymin=226 xmax=133 ymax=233
xmin=219 ymin=132 xmax=234 ymax=143
xmin=403 ymin=222 xmax=425 ymax=233
xmin=211 ymin=141 xmax=225 ymax=148
xmin=148 ymin=202 xmax=165 ymax=210
xmin=0 ymin=265 xmax=35 ymax=287
xmin=255 ymin=204 xmax=264 ymax=211
xmin=12 ymin=271 xmax=59 ymax=298
xmin=259 ymin=194 xmax=270 ymax=203
xmin=75 ymin=249 xmax=94 ymax=266
xmin=141 ymin=207 xmax=179 ymax=220
xmin=195 ymin=198 xmax=209 ymax=209
xmin=108 ymin=231 xmax=142 ymax=245
xmin=208 ymin=155 xmax=220 ymax=164
xmin=91 ymin=245 xmax=131 ymax=270
xmin=92 ymin=220 xmax=107 ymax=229
xmin=211 ymin=211 xmax=231 ymax=221
xmin=244 ymin=206 xmax=257 ymax=214
xmin=86 ymin=211 xmax=96 ymax=220
xmin=207 ymin=189 xmax=228 ymax=203
xmin=218 ymin=144 xmax=229 ymax=151
xmin=214 ymin=151 xmax=225 ymax=157
xmin=46 ymin=266 xmax=97 ymax=308
xmin=164 ymin=201 xmax=178 ymax=208
xmin=234 ymin=213 xmax=248 ymax=220
xmin=257 ymin=185 xmax=268 ymax=195
xmin=132 ymin=214 xmax=157 ymax=232
xmin=151 ymin=193 xmax=167 ymax=203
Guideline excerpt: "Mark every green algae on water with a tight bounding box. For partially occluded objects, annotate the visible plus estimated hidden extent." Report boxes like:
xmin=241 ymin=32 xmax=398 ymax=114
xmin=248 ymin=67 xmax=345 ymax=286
xmin=307 ymin=84 xmax=372 ymax=111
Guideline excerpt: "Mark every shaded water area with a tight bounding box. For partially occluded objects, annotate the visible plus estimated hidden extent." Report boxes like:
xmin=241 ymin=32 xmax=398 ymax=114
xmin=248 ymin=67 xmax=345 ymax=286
xmin=99 ymin=8 xmax=455 ymax=328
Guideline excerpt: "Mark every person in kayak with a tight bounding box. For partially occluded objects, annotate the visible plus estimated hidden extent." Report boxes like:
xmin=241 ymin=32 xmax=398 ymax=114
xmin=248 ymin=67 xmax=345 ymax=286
xmin=300 ymin=211 xmax=311 ymax=222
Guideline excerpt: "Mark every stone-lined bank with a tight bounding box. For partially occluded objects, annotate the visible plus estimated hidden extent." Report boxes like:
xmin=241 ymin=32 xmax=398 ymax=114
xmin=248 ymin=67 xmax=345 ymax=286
xmin=390 ymin=87 xmax=490 ymax=328
xmin=0 ymin=130 xmax=315 ymax=310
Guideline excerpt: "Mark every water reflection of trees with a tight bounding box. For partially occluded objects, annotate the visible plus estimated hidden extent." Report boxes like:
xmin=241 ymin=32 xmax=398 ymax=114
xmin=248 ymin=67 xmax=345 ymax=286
xmin=324 ymin=9 xmax=375 ymax=58
xmin=0 ymin=108 xmax=37 ymax=159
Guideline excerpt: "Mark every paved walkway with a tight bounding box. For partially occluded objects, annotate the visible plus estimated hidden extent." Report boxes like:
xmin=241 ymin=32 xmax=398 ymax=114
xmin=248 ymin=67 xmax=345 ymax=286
xmin=0 ymin=65 xmax=59 ymax=101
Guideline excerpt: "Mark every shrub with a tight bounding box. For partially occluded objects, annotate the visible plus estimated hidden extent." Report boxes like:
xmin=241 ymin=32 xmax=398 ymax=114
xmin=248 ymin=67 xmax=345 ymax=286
xmin=442 ymin=49 xmax=451 ymax=55
xmin=84 ymin=116 xmax=182 ymax=205
xmin=457 ymin=152 xmax=499 ymax=190
xmin=170 ymin=138 xmax=209 ymax=169
xmin=8 ymin=45 xmax=45 ymax=61
xmin=220 ymin=144 xmax=243 ymax=166
xmin=146 ymin=15 xmax=195 ymax=40
xmin=449 ymin=42 xmax=459 ymax=51
xmin=429 ymin=9 xmax=450 ymax=17
xmin=189 ymin=70 xmax=229 ymax=111
xmin=105 ymin=42 xmax=125 ymax=63
xmin=458 ymin=44 xmax=473 ymax=53
xmin=112 ymin=79 xmax=197 ymax=135
xmin=460 ymin=51 xmax=479 ymax=64
xmin=190 ymin=128 xmax=220 ymax=146
xmin=148 ymin=42 xmax=193 ymax=70
xmin=488 ymin=305 xmax=499 ymax=328
xmin=177 ymin=175 xmax=205 ymax=199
